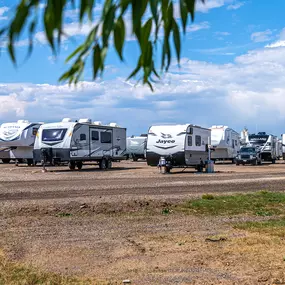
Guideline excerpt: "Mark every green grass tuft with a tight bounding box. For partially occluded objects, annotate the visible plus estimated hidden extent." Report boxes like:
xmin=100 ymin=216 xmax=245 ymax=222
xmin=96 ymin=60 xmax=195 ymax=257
xmin=177 ymin=191 xmax=285 ymax=216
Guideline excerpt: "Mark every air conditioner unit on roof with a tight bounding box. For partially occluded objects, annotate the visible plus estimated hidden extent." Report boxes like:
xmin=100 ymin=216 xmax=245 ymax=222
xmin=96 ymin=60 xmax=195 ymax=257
xmin=62 ymin=118 xmax=72 ymax=122
xmin=93 ymin=121 xmax=102 ymax=126
xmin=79 ymin=118 xmax=92 ymax=124
xmin=109 ymin=122 xmax=119 ymax=127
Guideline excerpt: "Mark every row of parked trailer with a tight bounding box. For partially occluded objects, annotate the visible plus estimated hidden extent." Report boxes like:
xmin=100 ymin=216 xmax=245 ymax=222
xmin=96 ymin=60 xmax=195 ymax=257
xmin=0 ymin=119 xmax=283 ymax=172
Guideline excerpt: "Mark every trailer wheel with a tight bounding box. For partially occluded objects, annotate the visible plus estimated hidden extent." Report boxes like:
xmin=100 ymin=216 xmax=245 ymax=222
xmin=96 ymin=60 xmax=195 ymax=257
xmin=27 ymin=159 xmax=33 ymax=166
xmin=76 ymin=161 xmax=83 ymax=170
xmin=68 ymin=161 xmax=76 ymax=170
xmin=272 ymin=159 xmax=276 ymax=164
xmin=2 ymin=158 xmax=10 ymax=164
xmin=236 ymin=162 xmax=240 ymax=166
xmin=107 ymin=160 xmax=112 ymax=169
xmin=197 ymin=165 xmax=203 ymax=172
xmin=132 ymin=155 xmax=138 ymax=162
xmin=99 ymin=158 xmax=107 ymax=170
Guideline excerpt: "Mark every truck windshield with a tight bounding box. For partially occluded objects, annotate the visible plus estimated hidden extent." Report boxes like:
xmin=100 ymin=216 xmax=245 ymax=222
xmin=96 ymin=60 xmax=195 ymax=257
xmin=42 ymin=129 xmax=67 ymax=142
xmin=240 ymin=148 xmax=255 ymax=153
xmin=248 ymin=135 xmax=268 ymax=145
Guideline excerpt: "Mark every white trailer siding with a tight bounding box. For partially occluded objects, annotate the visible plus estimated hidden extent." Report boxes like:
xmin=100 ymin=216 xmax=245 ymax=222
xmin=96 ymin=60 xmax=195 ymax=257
xmin=210 ymin=126 xmax=240 ymax=161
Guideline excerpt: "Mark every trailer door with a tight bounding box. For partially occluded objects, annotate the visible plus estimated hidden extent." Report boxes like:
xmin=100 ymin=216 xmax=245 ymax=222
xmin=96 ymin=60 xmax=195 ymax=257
xmin=89 ymin=128 xmax=101 ymax=158
xmin=100 ymin=129 xmax=113 ymax=157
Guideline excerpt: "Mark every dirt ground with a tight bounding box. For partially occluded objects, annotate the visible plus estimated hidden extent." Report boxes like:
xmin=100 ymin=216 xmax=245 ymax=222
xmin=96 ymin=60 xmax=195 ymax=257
xmin=1 ymin=161 xmax=285 ymax=284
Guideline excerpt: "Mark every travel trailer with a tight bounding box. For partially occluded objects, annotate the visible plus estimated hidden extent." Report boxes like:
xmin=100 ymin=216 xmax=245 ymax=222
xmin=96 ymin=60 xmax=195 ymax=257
xmin=146 ymin=124 xmax=211 ymax=173
xmin=0 ymin=120 xmax=42 ymax=165
xmin=276 ymin=139 xmax=283 ymax=159
xmin=33 ymin=118 xmax=126 ymax=170
xmin=125 ymin=135 xmax=147 ymax=161
xmin=248 ymin=132 xmax=278 ymax=163
xmin=210 ymin=125 xmax=240 ymax=162
xmin=240 ymin=128 xmax=249 ymax=146
xmin=282 ymin=134 xmax=285 ymax=160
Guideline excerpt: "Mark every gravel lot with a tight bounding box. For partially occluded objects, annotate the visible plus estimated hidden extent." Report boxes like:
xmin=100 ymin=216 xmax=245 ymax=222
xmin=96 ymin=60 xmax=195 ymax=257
xmin=1 ymin=160 xmax=285 ymax=284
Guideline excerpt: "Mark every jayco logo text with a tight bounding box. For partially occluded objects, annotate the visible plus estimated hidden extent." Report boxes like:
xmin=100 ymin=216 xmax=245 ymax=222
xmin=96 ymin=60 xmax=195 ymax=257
xmin=156 ymin=139 xmax=175 ymax=144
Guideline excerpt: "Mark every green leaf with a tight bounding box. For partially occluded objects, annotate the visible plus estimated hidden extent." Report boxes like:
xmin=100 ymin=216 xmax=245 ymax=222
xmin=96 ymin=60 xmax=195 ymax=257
xmin=141 ymin=18 xmax=152 ymax=51
xmin=44 ymin=6 xmax=55 ymax=51
xmin=93 ymin=44 xmax=101 ymax=79
xmin=185 ymin=0 xmax=196 ymax=21
xmin=114 ymin=16 xmax=125 ymax=60
xmin=127 ymin=56 xmax=142 ymax=80
xmin=80 ymin=0 xmax=87 ymax=21
xmin=65 ymin=45 xmax=84 ymax=63
xmin=102 ymin=4 xmax=115 ymax=47
xmin=180 ymin=0 xmax=188 ymax=33
xmin=172 ymin=20 xmax=181 ymax=64
xmin=8 ymin=42 xmax=16 ymax=64
xmin=150 ymin=0 xmax=158 ymax=24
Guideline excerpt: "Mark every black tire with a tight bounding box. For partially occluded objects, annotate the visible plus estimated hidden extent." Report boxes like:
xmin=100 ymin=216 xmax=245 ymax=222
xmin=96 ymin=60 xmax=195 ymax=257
xmin=99 ymin=158 xmax=107 ymax=170
xmin=76 ymin=161 xmax=83 ymax=170
xmin=68 ymin=161 xmax=76 ymax=170
xmin=2 ymin=158 xmax=10 ymax=164
xmin=197 ymin=165 xmax=203 ymax=172
xmin=132 ymin=155 xmax=138 ymax=162
xmin=272 ymin=159 xmax=276 ymax=164
xmin=252 ymin=159 xmax=257 ymax=166
xmin=27 ymin=159 xmax=33 ymax=166
xmin=236 ymin=163 xmax=240 ymax=166
xmin=107 ymin=160 xmax=112 ymax=169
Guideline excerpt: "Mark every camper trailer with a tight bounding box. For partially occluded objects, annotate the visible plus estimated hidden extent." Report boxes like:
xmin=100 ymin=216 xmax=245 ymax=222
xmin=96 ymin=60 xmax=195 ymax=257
xmin=248 ymin=132 xmax=278 ymax=163
xmin=33 ymin=118 xmax=126 ymax=170
xmin=282 ymin=134 xmax=285 ymax=160
xmin=240 ymin=128 xmax=249 ymax=146
xmin=276 ymin=139 xmax=283 ymax=160
xmin=0 ymin=120 xmax=42 ymax=165
xmin=125 ymin=135 xmax=147 ymax=161
xmin=146 ymin=124 xmax=211 ymax=172
xmin=210 ymin=126 xmax=240 ymax=162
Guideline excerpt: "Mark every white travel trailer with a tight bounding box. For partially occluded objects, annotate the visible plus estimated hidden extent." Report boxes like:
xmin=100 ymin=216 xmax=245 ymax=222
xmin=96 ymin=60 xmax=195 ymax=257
xmin=282 ymin=134 xmax=285 ymax=160
xmin=0 ymin=120 xmax=42 ymax=165
xmin=210 ymin=125 xmax=240 ymax=162
xmin=248 ymin=132 xmax=278 ymax=163
xmin=126 ymin=135 xmax=147 ymax=161
xmin=33 ymin=118 xmax=126 ymax=170
xmin=146 ymin=124 xmax=211 ymax=172
xmin=276 ymin=139 xmax=283 ymax=159
xmin=240 ymin=128 xmax=249 ymax=146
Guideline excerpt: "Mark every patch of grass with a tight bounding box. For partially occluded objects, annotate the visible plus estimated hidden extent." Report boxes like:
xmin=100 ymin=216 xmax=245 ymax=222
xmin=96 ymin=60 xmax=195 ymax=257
xmin=0 ymin=251 xmax=109 ymax=285
xmin=177 ymin=191 xmax=285 ymax=216
xmin=235 ymin=218 xmax=285 ymax=237
xmin=56 ymin=212 xmax=72 ymax=217
xmin=202 ymin=194 xmax=215 ymax=200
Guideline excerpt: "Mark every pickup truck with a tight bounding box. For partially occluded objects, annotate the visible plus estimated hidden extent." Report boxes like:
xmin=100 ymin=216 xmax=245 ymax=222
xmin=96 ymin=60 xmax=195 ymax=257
xmin=236 ymin=146 xmax=261 ymax=165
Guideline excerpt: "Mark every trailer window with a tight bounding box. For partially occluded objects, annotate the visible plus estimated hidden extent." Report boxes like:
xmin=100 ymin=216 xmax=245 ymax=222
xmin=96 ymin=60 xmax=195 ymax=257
xmin=32 ymin=128 xmax=38 ymax=136
xmin=101 ymin=132 xmax=112 ymax=143
xmin=187 ymin=127 xmax=193 ymax=134
xmin=42 ymin=129 xmax=67 ymax=142
xmin=80 ymin=134 xmax=86 ymax=141
xmin=195 ymin=135 xmax=201 ymax=146
xmin=187 ymin=136 xmax=192 ymax=146
xmin=92 ymin=131 xmax=99 ymax=141
xmin=235 ymin=140 xmax=237 ymax=146
xmin=232 ymin=139 xmax=234 ymax=148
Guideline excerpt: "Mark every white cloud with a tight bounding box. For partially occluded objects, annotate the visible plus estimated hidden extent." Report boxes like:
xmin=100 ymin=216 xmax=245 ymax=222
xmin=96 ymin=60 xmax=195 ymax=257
xmin=196 ymin=0 xmax=228 ymax=13
xmin=0 ymin=6 xmax=9 ymax=20
xmin=266 ymin=41 xmax=285 ymax=49
xmin=251 ymin=29 xmax=273 ymax=43
xmin=227 ymin=2 xmax=244 ymax=10
xmin=187 ymin=22 xmax=210 ymax=33
xmin=2 ymin=39 xmax=285 ymax=134
xmin=215 ymin=31 xmax=231 ymax=36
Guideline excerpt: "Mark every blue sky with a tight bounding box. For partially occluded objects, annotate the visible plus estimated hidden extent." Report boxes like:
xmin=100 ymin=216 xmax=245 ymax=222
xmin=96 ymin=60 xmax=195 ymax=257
xmin=1 ymin=0 xmax=285 ymax=136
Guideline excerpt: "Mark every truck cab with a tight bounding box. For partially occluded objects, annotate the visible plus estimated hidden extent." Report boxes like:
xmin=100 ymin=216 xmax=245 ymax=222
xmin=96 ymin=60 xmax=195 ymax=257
xmin=236 ymin=146 xmax=261 ymax=166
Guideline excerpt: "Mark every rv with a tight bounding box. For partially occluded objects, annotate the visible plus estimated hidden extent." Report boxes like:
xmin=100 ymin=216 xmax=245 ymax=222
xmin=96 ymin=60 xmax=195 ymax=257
xmin=210 ymin=126 xmax=240 ymax=163
xmin=126 ymin=135 xmax=147 ymax=161
xmin=276 ymin=139 xmax=283 ymax=160
xmin=282 ymin=134 xmax=285 ymax=160
xmin=146 ymin=124 xmax=211 ymax=172
xmin=240 ymin=128 xmax=249 ymax=146
xmin=0 ymin=120 xmax=42 ymax=165
xmin=33 ymin=118 xmax=126 ymax=170
xmin=248 ymin=132 xmax=278 ymax=163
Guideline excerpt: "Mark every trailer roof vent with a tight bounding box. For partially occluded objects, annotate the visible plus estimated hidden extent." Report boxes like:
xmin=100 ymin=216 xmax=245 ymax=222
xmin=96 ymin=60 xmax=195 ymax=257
xmin=109 ymin=122 xmax=119 ymax=127
xmin=62 ymin=118 xmax=72 ymax=122
xmin=79 ymin=118 xmax=92 ymax=124
xmin=17 ymin=120 xmax=29 ymax=124
xmin=93 ymin=121 xmax=102 ymax=126
xmin=140 ymin=134 xmax=148 ymax=137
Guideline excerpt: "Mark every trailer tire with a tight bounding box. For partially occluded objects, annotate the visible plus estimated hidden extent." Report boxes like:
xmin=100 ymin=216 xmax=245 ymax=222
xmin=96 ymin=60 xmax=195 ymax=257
xmin=107 ymin=160 xmax=112 ymax=169
xmin=272 ymin=159 xmax=276 ymax=164
xmin=99 ymin=158 xmax=107 ymax=170
xmin=236 ymin=162 xmax=240 ymax=166
xmin=197 ymin=165 xmax=203 ymax=172
xmin=68 ymin=161 xmax=76 ymax=170
xmin=132 ymin=155 xmax=138 ymax=162
xmin=76 ymin=161 xmax=83 ymax=170
xmin=2 ymin=158 xmax=10 ymax=164
xmin=27 ymin=159 xmax=33 ymax=166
